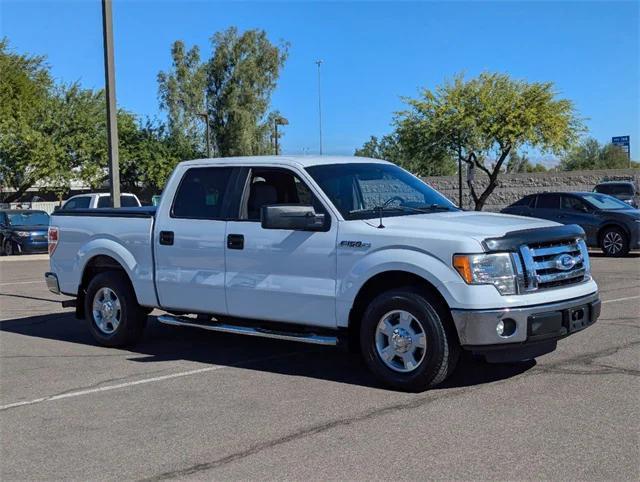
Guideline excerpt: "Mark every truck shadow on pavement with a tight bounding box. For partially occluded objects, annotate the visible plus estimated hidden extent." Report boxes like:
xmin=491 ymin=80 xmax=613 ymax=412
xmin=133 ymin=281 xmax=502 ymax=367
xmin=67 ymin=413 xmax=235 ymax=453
xmin=0 ymin=312 xmax=535 ymax=391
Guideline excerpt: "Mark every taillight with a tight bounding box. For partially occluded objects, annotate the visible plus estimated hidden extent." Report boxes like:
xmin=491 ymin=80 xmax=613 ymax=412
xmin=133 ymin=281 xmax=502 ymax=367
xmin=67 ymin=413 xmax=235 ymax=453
xmin=48 ymin=227 xmax=59 ymax=256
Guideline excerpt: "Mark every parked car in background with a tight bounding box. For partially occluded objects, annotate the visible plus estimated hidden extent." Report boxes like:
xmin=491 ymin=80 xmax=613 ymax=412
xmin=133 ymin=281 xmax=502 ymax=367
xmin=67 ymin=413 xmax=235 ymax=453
xmin=501 ymin=192 xmax=640 ymax=257
xmin=0 ymin=210 xmax=50 ymax=255
xmin=593 ymin=181 xmax=639 ymax=208
xmin=60 ymin=193 xmax=141 ymax=210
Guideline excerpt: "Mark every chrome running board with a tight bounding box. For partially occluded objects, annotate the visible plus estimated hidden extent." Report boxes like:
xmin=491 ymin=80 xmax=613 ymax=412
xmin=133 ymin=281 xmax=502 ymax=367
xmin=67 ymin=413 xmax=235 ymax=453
xmin=157 ymin=314 xmax=338 ymax=346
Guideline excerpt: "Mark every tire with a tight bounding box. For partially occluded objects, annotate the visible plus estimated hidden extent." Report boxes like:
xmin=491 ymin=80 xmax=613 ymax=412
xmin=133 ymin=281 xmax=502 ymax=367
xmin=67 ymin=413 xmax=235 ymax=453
xmin=360 ymin=287 xmax=460 ymax=392
xmin=84 ymin=271 xmax=147 ymax=347
xmin=4 ymin=240 xmax=17 ymax=256
xmin=600 ymin=227 xmax=629 ymax=257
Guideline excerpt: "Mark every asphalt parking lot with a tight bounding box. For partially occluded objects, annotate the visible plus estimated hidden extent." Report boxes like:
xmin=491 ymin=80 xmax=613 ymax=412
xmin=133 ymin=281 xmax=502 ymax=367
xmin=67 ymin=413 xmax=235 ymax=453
xmin=0 ymin=253 xmax=638 ymax=480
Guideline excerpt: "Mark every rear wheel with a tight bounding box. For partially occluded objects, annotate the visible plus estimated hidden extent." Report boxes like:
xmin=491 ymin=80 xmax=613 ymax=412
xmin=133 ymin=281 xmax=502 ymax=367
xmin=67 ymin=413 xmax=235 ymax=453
xmin=360 ymin=288 xmax=460 ymax=392
xmin=84 ymin=271 xmax=147 ymax=347
xmin=600 ymin=227 xmax=629 ymax=257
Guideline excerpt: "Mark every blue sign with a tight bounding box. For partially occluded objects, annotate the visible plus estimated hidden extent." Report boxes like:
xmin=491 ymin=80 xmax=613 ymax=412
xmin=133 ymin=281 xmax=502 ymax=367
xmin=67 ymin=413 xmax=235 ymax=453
xmin=612 ymin=136 xmax=630 ymax=158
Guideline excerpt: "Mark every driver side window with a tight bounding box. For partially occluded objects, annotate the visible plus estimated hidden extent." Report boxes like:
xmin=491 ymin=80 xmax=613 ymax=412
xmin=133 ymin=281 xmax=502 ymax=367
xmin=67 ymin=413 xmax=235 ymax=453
xmin=242 ymin=168 xmax=325 ymax=221
xmin=561 ymin=195 xmax=587 ymax=211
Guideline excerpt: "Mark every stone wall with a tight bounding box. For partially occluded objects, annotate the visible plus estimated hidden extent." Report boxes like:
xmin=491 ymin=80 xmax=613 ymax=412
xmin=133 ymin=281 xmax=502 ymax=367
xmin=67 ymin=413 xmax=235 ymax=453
xmin=422 ymin=168 xmax=640 ymax=211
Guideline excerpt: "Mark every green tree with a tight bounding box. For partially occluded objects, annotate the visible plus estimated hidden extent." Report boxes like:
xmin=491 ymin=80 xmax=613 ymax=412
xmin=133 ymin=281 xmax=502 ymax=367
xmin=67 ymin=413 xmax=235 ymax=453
xmin=396 ymin=73 xmax=583 ymax=210
xmin=206 ymin=27 xmax=289 ymax=156
xmin=355 ymin=132 xmax=455 ymax=176
xmin=506 ymin=151 xmax=547 ymax=173
xmin=0 ymin=38 xmax=62 ymax=202
xmin=157 ymin=41 xmax=207 ymax=156
xmin=559 ymin=137 xmax=633 ymax=170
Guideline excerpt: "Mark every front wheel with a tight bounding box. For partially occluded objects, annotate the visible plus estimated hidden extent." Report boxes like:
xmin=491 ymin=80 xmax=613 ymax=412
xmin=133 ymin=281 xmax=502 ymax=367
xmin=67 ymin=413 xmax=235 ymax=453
xmin=3 ymin=240 xmax=18 ymax=256
xmin=84 ymin=271 xmax=147 ymax=347
xmin=600 ymin=227 xmax=629 ymax=257
xmin=360 ymin=288 xmax=460 ymax=392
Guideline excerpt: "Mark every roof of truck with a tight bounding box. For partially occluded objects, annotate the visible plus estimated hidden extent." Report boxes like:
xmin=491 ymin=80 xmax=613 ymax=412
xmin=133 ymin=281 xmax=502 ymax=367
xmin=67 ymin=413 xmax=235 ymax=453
xmin=180 ymin=155 xmax=391 ymax=168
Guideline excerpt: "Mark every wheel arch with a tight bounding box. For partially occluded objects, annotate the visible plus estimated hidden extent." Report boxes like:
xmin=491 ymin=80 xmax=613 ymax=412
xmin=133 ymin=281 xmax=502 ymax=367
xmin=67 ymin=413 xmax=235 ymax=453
xmin=76 ymin=254 xmax=136 ymax=319
xmin=346 ymin=270 xmax=457 ymax=353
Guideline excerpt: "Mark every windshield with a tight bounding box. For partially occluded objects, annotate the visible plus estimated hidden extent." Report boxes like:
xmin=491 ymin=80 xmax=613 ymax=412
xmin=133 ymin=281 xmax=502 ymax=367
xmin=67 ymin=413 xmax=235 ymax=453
xmin=306 ymin=163 xmax=458 ymax=220
xmin=7 ymin=211 xmax=50 ymax=226
xmin=581 ymin=193 xmax=634 ymax=210
xmin=594 ymin=184 xmax=634 ymax=196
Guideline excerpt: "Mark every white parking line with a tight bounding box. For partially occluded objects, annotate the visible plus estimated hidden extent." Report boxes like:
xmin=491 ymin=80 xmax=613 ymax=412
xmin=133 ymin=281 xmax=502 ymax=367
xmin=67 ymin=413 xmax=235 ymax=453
xmin=0 ymin=352 xmax=301 ymax=412
xmin=602 ymin=295 xmax=640 ymax=304
xmin=0 ymin=254 xmax=49 ymax=262
xmin=0 ymin=280 xmax=42 ymax=287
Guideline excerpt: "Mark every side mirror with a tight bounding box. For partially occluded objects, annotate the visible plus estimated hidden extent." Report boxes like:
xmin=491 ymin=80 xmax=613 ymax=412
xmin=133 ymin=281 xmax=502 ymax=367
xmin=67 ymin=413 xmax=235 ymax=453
xmin=261 ymin=205 xmax=328 ymax=231
xmin=53 ymin=206 xmax=60 ymax=212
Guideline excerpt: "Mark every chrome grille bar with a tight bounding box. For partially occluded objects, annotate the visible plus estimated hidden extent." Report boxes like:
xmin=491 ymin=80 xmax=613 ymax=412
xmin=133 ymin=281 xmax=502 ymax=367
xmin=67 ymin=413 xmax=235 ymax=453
xmin=534 ymin=255 xmax=583 ymax=270
xmin=536 ymin=267 xmax=586 ymax=284
xmin=529 ymin=244 xmax=581 ymax=257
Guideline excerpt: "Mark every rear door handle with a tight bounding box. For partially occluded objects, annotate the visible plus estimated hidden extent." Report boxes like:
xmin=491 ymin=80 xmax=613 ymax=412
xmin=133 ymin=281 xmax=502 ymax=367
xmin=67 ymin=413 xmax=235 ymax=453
xmin=159 ymin=231 xmax=174 ymax=245
xmin=227 ymin=234 xmax=244 ymax=250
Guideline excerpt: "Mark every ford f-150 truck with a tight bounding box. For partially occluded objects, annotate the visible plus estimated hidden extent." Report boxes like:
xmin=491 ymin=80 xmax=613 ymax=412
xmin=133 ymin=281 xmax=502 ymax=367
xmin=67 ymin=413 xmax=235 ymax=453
xmin=45 ymin=156 xmax=600 ymax=391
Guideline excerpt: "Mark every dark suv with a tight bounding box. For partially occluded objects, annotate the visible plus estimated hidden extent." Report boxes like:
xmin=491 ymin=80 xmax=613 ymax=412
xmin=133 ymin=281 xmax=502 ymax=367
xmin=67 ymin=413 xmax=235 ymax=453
xmin=0 ymin=210 xmax=50 ymax=255
xmin=594 ymin=181 xmax=639 ymax=208
xmin=501 ymin=192 xmax=640 ymax=257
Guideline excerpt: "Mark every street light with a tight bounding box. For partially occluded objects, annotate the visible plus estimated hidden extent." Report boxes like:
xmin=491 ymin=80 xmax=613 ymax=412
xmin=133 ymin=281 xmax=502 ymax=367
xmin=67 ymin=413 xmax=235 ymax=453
xmin=101 ymin=0 xmax=120 ymax=207
xmin=274 ymin=116 xmax=289 ymax=155
xmin=196 ymin=112 xmax=211 ymax=158
xmin=315 ymin=60 xmax=323 ymax=155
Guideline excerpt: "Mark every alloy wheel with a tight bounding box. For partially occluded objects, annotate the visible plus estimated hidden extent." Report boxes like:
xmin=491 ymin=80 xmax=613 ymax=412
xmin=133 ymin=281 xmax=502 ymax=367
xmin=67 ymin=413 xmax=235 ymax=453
xmin=603 ymin=231 xmax=623 ymax=256
xmin=92 ymin=287 xmax=122 ymax=335
xmin=375 ymin=310 xmax=427 ymax=373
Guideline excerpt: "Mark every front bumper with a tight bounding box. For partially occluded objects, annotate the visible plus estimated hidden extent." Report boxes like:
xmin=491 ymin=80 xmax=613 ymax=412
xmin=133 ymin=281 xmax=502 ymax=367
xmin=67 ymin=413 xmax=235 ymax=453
xmin=451 ymin=292 xmax=600 ymax=361
xmin=15 ymin=238 xmax=48 ymax=254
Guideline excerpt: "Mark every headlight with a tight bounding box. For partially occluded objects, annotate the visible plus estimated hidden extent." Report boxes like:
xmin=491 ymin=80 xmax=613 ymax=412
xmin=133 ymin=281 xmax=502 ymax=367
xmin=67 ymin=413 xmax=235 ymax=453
xmin=15 ymin=231 xmax=31 ymax=237
xmin=453 ymin=253 xmax=517 ymax=295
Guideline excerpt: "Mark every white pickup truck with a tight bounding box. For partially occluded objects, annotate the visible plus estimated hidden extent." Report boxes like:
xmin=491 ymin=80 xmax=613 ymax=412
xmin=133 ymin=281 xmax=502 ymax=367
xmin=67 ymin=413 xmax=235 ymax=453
xmin=45 ymin=156 xmax=600 ymax=391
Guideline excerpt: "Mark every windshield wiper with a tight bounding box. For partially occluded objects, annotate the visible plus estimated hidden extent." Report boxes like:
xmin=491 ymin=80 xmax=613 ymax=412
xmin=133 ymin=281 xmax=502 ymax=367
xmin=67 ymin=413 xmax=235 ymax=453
xmin=349 ymin=201 xmax=455 ymax=228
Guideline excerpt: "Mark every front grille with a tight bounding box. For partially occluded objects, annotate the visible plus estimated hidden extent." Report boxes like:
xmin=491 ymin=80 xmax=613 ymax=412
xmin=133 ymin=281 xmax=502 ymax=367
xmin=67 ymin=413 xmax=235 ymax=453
xmin=517 ymin=238 xmax=590 ymax=292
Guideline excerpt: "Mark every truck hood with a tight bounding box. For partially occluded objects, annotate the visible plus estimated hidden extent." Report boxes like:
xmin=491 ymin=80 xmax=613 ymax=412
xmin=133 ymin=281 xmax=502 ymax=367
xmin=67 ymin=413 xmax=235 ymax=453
xmin=374 ymin=211 xmax=558 ymax=243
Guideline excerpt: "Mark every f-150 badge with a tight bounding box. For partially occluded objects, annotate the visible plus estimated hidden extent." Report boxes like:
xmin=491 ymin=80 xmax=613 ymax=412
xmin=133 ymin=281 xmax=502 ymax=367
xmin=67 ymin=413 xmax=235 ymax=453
xmin=340 ymin=240 xmax=371 ymax=248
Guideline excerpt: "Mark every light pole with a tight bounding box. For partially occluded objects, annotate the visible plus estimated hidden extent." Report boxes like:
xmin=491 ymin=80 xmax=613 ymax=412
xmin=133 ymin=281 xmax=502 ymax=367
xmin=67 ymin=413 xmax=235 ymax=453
xmin=101 ymin=0 xmax=120 ymax=207
xmin=274 ymin=116 xmax=289 ymax=155
xmin=196 ymin=112 xmax=211 ymax=157
xmin=315 ymin=60 xmax=323 ymax=155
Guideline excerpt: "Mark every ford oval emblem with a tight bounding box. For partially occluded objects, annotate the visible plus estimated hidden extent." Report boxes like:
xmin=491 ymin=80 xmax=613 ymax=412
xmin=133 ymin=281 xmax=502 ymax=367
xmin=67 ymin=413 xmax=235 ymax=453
xmin=555 ymin=253 xmax=578 ymax=271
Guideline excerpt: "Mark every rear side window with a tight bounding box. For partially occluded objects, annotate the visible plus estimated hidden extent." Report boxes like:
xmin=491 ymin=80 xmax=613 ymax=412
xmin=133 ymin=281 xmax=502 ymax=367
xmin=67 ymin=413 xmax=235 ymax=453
xmin=96 ymin=195 xmax=140 ymax=208
xmin=511 ymin=196 xmax=535 ymax=207
xmin=64 ymin=196 xmax=91 ymax=209
xmin=536 ymin=193 xmax=560 ymax=209
xmin=172 ymin=167 xmax=234 ymax=219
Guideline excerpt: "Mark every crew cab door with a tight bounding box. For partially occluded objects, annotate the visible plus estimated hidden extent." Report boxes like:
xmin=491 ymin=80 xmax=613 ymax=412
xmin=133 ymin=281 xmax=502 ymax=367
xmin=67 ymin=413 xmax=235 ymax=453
xmin=154 ymin=166 xmax=242 ymax=314
xmin=224 ymin=166 xmax=338 ymax=328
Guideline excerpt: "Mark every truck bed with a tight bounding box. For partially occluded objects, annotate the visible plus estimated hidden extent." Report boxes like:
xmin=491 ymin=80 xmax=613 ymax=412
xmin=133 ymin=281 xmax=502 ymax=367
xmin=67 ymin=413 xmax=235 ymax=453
xmin=50 ymin=207 xmax=157 ymax=305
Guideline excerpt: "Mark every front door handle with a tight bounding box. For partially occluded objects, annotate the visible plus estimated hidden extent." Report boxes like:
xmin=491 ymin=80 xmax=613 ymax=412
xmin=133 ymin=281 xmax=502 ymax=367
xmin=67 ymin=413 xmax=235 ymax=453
xmin=159 ymin=231 xmax=174 ymax=245
xmin=227 ymin=234 xmax=244 ymax=250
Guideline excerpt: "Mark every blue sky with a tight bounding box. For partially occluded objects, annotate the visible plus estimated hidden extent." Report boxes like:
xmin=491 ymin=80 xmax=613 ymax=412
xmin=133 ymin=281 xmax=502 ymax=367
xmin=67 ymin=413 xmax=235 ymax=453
xmin=2 ymin=1 xmax=639 ymax=161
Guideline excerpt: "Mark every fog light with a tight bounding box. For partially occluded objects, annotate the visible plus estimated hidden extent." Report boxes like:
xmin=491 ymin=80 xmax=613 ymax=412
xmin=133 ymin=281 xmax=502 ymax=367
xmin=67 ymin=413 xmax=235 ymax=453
xmin=496 ymin=318 xmax=517 ymax=338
